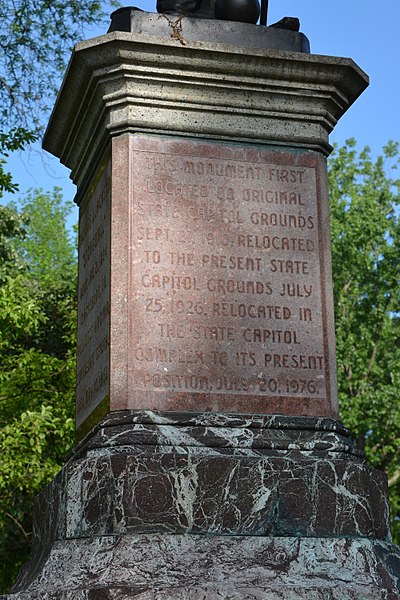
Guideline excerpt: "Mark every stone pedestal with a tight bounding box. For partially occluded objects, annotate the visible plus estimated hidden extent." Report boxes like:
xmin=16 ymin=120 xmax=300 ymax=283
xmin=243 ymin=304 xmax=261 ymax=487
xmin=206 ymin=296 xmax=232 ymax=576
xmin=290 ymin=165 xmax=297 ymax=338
xmin=4 ymin=11 xmax=400 ymax=599
xmin=6 ymin=411 xmax=400 ymax=598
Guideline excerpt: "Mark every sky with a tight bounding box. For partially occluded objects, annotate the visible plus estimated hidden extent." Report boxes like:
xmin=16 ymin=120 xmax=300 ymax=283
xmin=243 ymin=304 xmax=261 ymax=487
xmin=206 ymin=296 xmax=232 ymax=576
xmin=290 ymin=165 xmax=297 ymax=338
xmin=2 ymin=0 xmax=400 ymax=222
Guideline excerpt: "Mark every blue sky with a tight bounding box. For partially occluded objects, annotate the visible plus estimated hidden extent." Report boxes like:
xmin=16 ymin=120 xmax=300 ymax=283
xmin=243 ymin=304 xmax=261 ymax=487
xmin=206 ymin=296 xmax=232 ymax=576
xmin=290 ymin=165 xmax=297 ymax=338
xmin=3 ymin=0 xmax=400 ymax=220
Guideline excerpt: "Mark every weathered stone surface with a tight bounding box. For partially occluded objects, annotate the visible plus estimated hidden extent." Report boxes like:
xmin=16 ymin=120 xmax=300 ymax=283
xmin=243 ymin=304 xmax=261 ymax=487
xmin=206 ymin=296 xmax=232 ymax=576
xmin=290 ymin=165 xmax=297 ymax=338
xmin=80 ymin=410 xmax=363 ymax=457
xmin=14 ymin=15 xmax=396 ymax=600
xmin=126 ymin=137 xmax=337 ymax=418
xmin=29 ymin=413 xmax=390 ymax=544
xmin=76 ymin=159 xmax=111 ymax=428
xmin=64 ymin=453 xmax=389 ymax=539
xmin=6 ymin=533 xmax=400 ymax=598
xmin=6 ymin=588 xmax=400 ymax=597
xmin=75 ymin=134 xmax=341 ymax=436
xmin=108 ymin=10 xmax=311 ymax=53
xmin=43 ymin=19 xmax=367 ymax=436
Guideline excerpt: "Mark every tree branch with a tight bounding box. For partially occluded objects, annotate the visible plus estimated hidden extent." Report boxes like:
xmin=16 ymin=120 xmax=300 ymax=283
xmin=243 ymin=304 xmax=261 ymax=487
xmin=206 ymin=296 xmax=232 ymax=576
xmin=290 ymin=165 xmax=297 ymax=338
xmin=5 ymin=512 xmax=31 ymax=539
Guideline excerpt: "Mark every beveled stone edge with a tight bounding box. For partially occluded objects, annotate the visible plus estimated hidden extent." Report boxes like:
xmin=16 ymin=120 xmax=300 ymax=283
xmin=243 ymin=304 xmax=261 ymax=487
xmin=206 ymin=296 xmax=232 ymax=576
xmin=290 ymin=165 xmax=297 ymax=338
xmin=82 ymin=409 xmax=351 ymax=432
xmin=72 ymin=410 xmax=361 ymax=459
xmin=42 ymin=30 xmax=369 ymax=189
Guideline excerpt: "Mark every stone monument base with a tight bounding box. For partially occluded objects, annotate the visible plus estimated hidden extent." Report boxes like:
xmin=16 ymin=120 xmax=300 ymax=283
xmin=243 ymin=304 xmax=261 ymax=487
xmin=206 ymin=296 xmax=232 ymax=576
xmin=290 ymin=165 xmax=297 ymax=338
xmin=4 ymin=411 xmax=400 ymax=599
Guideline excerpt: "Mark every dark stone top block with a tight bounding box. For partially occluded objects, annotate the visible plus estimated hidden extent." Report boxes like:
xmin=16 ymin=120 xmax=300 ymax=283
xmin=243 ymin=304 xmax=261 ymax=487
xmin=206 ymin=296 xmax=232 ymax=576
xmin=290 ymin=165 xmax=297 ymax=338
xmin=75 ymin=409 xmax=363 ymax=459
xmin=108 ymin=8 xmax=310 ymax=53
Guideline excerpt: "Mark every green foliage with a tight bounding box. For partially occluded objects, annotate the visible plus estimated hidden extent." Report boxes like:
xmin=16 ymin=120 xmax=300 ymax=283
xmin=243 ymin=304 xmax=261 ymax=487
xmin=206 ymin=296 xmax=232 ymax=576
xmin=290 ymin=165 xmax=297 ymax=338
xmin=0 ymin=0 xmax=115 ymax=134
xmin=0 ymin=189 xmax=76 ymax=592
xmin=0 ymin=129 xmax=38 ymax=196
xmin=0 ymin=0 xmax=117 ymax=195
xmin=0 ymin=405 xmax=74 ymax=587
xmin=329 ymin=139 xmax=400 ymax=542
xmin=0 ymin=0 xmax=117 ymax=586
xmin=0 ymin=205 xmax=26 ymax=273
xmin=11 ymin=188 xmax=77 ymax=285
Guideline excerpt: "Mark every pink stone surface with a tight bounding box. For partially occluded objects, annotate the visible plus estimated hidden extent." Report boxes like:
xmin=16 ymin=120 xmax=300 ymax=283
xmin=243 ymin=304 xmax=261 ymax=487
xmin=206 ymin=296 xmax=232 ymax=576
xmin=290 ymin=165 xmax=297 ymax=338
xmin=76 ymin=134 xmax=339 ymax=431
xmin=76 ymin=160 xmax=111 ymax=428
xmin=124 ymin=135 xmax=337 ymax=417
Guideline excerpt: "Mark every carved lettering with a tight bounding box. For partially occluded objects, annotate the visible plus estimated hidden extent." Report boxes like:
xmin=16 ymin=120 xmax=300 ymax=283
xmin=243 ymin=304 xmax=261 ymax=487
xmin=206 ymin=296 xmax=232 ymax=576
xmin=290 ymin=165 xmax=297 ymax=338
xmin=144 ymin=154 xmax=179 ymax=172
xmin=279 ymin=283 xmax=313 ymax=298
xmin=269 ymin=259 xmax=309 ymax=274
xmin=169 ymin=252 xmax=195 ymax=266
xmin=183 ymin=160 xmax=262 ymax=180
xmin=202 ymin=255 xmax=262 ymax=271
xmin=134 ymin=347 xmax=205 ymax=364
xmin=207 ymin=279 xmax=273 ymax=296
xmin=128 ymin=139 xmax=328 ymax=404
xmin=212 ymin=303 xmax=291 ymax=319
xmin=264 ymin=353 xmax=324 ymax=370
xmin=243 ymin=329 xmax=300 ymax=344
xmin=238 ymin=235 xmax=315 ymax=252
xmin=76 ymin=163 xmax=111 ymax=427
xmin=243 ymin=189 xmax=305 ymax=205
xmin=146 ymin=179 xmax=209 ymax=198
xmin=140 ymin=372 xmax=210 ymax=390
xmin=142 ymin=275 xmax=200 ymax=291
xmin=250 ymin=212 xmax=314 ymax=229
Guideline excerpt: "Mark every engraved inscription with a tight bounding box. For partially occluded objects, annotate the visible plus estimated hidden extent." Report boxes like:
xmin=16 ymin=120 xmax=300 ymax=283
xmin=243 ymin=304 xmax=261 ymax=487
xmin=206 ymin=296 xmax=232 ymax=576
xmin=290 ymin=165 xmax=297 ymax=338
xmin=129 ymin=140 xmax=328 ymax=405
xmin=76 ymin=162 xmax=111 ymax=427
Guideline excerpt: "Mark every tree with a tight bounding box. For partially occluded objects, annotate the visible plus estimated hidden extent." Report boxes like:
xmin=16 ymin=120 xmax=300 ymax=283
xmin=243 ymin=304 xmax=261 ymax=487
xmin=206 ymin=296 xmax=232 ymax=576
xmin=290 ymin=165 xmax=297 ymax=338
xmin=329 ymin=139 xmax=400 ymax=542
xmin=0 ymin=190 xmax=77 ymax=593
xmin=0 ymin=0 xmax=116 ymax=195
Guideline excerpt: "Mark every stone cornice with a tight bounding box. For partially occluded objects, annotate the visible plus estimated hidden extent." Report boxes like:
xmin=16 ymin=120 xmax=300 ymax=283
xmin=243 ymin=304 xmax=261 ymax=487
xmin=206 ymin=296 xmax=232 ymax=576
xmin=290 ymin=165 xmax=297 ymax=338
xmin=43 ymin=29 xmax=368 ymax=187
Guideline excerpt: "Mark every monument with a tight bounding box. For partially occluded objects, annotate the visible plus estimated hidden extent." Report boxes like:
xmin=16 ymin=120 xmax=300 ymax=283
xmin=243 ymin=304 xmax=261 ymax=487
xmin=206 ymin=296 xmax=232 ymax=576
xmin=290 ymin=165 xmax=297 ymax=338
xmin=3 ymin=3 xmax=400 ymax=598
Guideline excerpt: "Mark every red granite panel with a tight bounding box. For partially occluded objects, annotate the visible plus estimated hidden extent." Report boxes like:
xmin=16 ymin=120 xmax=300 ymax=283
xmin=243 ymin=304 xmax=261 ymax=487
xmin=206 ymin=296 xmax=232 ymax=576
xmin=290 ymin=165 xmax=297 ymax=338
xmin=125 ymin=135 xmax=337 ymax=417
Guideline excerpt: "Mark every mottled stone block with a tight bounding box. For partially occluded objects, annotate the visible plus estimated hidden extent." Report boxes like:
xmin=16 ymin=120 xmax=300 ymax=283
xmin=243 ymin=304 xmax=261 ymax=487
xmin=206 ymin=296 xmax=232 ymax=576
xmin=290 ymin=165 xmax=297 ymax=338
xmin=63 ymin=451 xmax=389 ymax=540
xmin=21 ymin=413 xmax=390 ymax=550
xmin=5 ymin=411 xmax=397 ymax=599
